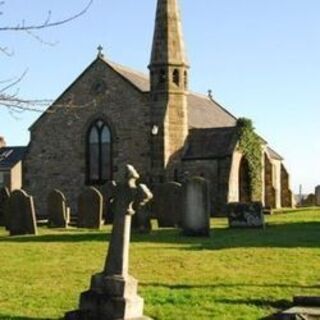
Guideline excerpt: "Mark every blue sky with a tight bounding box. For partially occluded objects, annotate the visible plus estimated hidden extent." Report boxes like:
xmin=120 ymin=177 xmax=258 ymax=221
xmin=1 ymin=0 xmax=320 ymax=194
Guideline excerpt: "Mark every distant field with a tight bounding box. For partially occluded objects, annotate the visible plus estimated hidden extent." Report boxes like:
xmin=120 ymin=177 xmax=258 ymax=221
xmin=0 ymin=208 xmax=319 ymax=319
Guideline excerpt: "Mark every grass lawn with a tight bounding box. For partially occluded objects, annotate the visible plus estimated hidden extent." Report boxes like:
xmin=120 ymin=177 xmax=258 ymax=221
xmin=0 ymin=208 xmax=320 ymax=319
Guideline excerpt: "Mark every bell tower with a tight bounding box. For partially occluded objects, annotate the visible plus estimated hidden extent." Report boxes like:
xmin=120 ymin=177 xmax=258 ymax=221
xmin=149 ymin=0 xmax=189 ymax=181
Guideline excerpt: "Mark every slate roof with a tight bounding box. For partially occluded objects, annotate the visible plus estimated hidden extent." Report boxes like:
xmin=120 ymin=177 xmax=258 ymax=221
xmin=0 ymin=147 xmax=27 ymax=170
xmin=107 ymin=59 xmax=237 ymax=129
xmin=183 ymin=127 xmax=239 ymax=160
xmin=29 ymin=57 xmax=284 ymax=161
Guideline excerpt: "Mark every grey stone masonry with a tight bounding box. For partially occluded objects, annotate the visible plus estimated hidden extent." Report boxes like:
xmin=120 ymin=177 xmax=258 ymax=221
xmin=77 ymin=187 xmax=103 ymax=229
xmin=132 ymin=204 xmax=152 ymax=234
xmin=227 ymin=202 xmax=265 ymax=229
xmin=153 ymin=181 xmax=182 ymax=227
xmin=47 ymin=189 xmax=69 ymax=228
xmin=6 ymin=189 xmax=37 ymax=236
xmin=181 ymin=176 xmax=210 ymax=236
xmin=23 ymin=57 xmax=151 ymax=217
xmin=65 ymin=165 xmax=153 ymax=320
xmin=149 ymin=0 xmax=189 ymax=181
xmin=276 ymin=296 xmax=320 ymax=319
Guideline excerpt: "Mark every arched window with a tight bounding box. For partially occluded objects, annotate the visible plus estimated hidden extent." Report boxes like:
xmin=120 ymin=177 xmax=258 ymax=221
xmin=86 ymin=120 xmax=112 ymax=184
xmin=173 ymin=69 xmax=180 ymax=86
xmin=184 ymin=70 xmax=188 ymax=89
xmin=239 ymin=157 xmax=251 ymax=203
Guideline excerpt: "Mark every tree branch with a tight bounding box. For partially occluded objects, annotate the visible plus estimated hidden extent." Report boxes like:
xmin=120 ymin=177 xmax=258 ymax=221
xmin=0 ymin=0 xmax=93 ymax=31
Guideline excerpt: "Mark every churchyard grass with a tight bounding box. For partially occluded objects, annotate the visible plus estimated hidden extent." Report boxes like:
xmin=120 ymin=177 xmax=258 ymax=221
xmin=0 ymin=208 xmax=319 ymax=319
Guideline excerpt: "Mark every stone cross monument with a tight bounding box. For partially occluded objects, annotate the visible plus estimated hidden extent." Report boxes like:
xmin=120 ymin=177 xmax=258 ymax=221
xmin=65 ymin=165 xmax=153 ymax=320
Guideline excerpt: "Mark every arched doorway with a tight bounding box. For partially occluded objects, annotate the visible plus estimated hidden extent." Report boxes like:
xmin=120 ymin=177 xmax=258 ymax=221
xmin=239 ymin=157 xmax=251 ymax=203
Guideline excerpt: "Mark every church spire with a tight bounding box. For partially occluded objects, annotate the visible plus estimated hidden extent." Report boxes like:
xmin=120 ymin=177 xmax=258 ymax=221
xmin=149 ymin=0 xmax=189 ymax=182
xmin=150 ymin=0 xmax=188 ymax=67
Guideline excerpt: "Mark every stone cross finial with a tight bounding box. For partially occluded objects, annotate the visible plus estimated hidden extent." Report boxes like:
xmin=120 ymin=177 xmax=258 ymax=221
xmin=104 ymin=164 xmax=153 ymax=276
xmin=97 ymin=45 xmax=104 ymax=58
xmin=64 ymin=165 xmax=153 ymax=320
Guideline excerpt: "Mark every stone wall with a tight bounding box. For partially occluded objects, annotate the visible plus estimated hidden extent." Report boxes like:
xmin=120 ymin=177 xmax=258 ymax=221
xmin=10 ymin=162 xmax=23 ymax=191
xmin=264 ymin=154 xmax=276 ymax=208
xmin=281 ymin=164 xmax=294 ymax=208
xmin=270 ymin=159 xmax=282 ymax=209
xmin=23 ymin=59 xmax=151 ymax=217
xmin=181 ymin=157 xmax=232 ymax=215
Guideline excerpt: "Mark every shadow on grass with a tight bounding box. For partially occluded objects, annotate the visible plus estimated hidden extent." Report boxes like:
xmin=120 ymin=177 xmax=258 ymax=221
xmin=141 ymin=282 xmax=320 ymax=290
xmin=213 ymin=298 xmax=292 ymax=320
xmin=1 ymin=221 xmax=320 ymax=249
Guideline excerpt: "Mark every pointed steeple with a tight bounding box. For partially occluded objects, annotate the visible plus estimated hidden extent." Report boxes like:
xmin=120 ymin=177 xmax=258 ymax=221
xmin=149 ymin=0 xmax=189 ymax=182
xmin=150 ymin=0 xmax=188 ymax=67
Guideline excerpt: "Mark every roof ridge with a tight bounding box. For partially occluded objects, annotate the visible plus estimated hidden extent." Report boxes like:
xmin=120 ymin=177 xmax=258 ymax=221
xmin=100 ymin=57 xmax=149 ymax=79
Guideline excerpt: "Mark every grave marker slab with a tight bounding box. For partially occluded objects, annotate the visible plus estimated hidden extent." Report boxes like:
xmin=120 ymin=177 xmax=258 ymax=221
xmin=0 ymin=187 xmax=10 ymax=226
xmin=132 ymin=203 xmax=152 ymax=233
xmin=65 ymin=165 xmax=153 ymax=320
xmin=153 ymin=182 xmax=182 ymax=228
xmin=47 ymin=189 xmax=69 ymax=228
xmin=77 ymin=187 xmax=103 ymax=229
xmin=227 ymin=202 xmax=265 ymax=229
xmin=181 ymin=177 xmax=210 ymax=237
xmin=6 ymin=189 xmax=37 ymax=236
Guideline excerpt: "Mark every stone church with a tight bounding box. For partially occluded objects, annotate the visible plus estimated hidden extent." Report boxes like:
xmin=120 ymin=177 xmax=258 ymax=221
xmin=23 ymin=0 xmax=294 ymax=216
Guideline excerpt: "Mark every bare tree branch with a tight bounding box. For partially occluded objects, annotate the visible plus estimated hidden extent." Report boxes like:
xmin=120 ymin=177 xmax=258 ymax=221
xmin=0 ymin=0 xmax=93 ymax=31
xmin=24 ymin=29 xmax=58 ymax=47
xmin=0 ymin=46 xmax=14 ymax=56
xmin=0 ymin=0 xmax=94 ymax=114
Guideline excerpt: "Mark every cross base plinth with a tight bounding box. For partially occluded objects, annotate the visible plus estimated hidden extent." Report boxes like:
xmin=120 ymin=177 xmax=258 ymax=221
xmin=64 ymin=273 xmax=152 ymax=320
xmin=65 ymin=311 xmax=152 ymax=320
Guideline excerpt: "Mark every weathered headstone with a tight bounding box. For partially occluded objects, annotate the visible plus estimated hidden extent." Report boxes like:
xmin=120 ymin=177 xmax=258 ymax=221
xmin=276 ymin=296 xmax=320 ymax=319
xmin=65 ymin=165 xmax=153 ymax=320
xmin=153 ymin=181 xmax=182 ymax=228
xmin=181 ymin=177 xmax=211 ymax=237
xmin=6 ymin=189 xmax=37 ymax=236
xmin=132 ymin=203 xmax=152 ymax=234
xmin=0 ymin=187 xmax=10 ymax=226
xmin=77 ymin=187 xmax=103 ymax=229
xmin=103 ymin=181 xmax=117 ymax=224
xmin=315 ymin=186 xmax=320 ymax=206
xmin=227 ymin=202 xmax=265 ymax=229
xmin=47 ymin=189 xmax=69 ymax=228
xmin=301 ymin=193 xmax=315 ymax=207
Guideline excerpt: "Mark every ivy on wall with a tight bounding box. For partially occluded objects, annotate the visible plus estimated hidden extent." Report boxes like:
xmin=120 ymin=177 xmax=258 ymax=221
xmin=237 ymin=118 xmax=263 ymax=201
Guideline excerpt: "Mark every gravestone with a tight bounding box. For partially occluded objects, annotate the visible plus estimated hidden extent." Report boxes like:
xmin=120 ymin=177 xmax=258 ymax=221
xmin=181 ymin=177 xmax=210 ymax=237
xmin=227 ymin=202 xmax=265 ymax=229
xmin=6 ymin=189 xmax=37 ymax=236
xmin=153 ymin=181 xmax=182 ymax=228
xmin=47 ymin=189 xmax=69 ymax=228
xmin=0 ymin=187 xmax=10 ymax=226
xmin=301 ymin=193 xmax=315 ymax=207
xmin=65 ymin=165 xmax=153 ymax=320
xmin=103 ymin=181 xmax=117 ymax=224
xmin=132 ymin=203 xmax=152 ymax=234
xmin=315 ymin=186 xmax=320 ymax=206
xmin=276 ymin=296 xmax=320 ymax=319
xmin=77 ymin=187 xmax=103 ymax=229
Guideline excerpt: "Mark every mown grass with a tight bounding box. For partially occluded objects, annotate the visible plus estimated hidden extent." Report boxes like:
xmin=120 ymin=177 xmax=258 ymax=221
xmin=0 ymin=208 xmax=319 ymax=319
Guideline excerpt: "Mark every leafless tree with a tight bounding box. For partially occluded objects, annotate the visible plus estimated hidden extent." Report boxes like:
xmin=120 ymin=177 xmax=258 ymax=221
xmin=0 ymin=0 xmax=93 ymax=113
